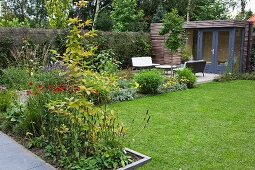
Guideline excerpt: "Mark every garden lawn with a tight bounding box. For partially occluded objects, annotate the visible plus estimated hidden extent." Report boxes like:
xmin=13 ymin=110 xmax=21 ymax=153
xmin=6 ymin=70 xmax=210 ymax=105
xmin=110 ymin=80 xmax=255 ymax=170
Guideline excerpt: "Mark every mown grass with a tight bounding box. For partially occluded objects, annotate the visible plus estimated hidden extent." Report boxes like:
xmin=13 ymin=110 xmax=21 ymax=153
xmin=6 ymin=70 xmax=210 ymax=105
xmin=110 ymin=80 xmax=255 ymax=170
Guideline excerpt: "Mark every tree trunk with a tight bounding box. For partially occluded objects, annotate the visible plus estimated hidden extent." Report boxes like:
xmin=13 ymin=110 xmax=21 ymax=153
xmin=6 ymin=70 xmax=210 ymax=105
xmin=186 ymin=0 xmax=191 ymax=22
xmin=168 ymin=50 xmax=174 ymax=76
xmin=93 ymin=0 xmax=100 ymax=28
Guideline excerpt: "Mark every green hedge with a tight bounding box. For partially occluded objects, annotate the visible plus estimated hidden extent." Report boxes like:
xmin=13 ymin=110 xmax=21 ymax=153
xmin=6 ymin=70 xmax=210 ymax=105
xmin=0 ymin=37 xmax=14 ymax=69
xmin=0 ymin=28 xmax=151 ymax=69
xmin=95 ymin=32 xmax=151 ymax=68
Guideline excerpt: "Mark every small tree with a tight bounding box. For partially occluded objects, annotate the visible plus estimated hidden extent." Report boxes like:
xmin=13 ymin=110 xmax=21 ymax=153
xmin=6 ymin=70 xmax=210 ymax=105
xmin=159 ymin=9 xmax=184 ymax=75
xmin=45 ymin=0 xmax=71 ymax=29
xmin=110 ymin=0 xmax=144 ymax=32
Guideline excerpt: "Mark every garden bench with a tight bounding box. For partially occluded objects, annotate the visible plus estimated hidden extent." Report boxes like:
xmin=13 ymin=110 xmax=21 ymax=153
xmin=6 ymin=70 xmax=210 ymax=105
xmin=131 ymin=57 xmax=160 ymax=70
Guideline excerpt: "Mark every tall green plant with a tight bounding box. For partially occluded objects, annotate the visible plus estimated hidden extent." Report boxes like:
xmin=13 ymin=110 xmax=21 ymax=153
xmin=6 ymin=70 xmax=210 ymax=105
xmin=160 ymin=9 xmax=184 ymax=53
xmin=45 ymin=1 xmax=129 ymax=168
xmin=45 ymin=0 xmax=71 ymax=29
xmin=159 ymin=9 xmax=184 ymax=75
xmin=110 ymin=0 xmax=144 ymax=32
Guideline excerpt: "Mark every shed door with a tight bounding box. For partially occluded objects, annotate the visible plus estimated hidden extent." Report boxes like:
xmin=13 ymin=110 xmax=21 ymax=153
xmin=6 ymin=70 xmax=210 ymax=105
xmin=198 ymin=29 xmax=235 ymax=73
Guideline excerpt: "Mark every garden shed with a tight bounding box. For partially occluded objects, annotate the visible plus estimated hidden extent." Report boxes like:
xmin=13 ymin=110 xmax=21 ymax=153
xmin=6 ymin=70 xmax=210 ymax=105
xmin=151 ymin=20 xmax=253 ymax=74
xmin=184 ymin=20 xmax=253 ymax=73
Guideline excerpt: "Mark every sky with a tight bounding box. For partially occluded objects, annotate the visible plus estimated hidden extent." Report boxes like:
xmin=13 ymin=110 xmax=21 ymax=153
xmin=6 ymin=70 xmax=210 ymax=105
xmin=231 ymin=0 xmax=255 ymax=16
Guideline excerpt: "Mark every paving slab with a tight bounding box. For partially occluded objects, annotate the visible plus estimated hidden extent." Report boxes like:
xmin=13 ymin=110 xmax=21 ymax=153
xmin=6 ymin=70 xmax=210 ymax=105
xmin=196 ymin=73 xmax=220 ymax=84
xmin=0 ymin=131 xmax=55 ymax=170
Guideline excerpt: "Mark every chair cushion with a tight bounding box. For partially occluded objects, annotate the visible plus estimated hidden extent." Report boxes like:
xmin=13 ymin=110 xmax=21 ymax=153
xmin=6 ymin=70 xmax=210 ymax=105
xmin=132 ymin=57 xmax=153 ymax=67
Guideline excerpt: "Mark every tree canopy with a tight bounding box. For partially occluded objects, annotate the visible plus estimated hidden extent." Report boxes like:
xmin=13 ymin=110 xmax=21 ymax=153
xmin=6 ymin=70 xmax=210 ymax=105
xmin=0 ymin=0 xmax=253 ymax=29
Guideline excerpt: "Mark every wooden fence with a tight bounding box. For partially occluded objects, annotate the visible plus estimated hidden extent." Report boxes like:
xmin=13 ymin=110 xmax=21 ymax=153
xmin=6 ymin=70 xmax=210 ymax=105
xmin=150 ymin=23 xmax=181 ymax=65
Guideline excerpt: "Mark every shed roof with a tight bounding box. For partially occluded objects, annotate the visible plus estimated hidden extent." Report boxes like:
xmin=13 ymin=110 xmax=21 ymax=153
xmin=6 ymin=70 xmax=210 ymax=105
xmin=184 ymin=20 xmax=248 ymax=29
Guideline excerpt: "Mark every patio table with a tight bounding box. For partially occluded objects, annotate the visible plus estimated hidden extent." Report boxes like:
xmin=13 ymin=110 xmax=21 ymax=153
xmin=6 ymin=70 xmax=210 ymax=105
xmin=155 ymin=65 xmax=177 ymax=75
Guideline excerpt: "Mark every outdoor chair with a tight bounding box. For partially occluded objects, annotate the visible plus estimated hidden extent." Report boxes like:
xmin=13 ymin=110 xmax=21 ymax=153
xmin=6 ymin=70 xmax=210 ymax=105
xmin=131 ymin=57 xmax=160 ymax=70
xmin=175 ymin=60 xmax=206 ymax=76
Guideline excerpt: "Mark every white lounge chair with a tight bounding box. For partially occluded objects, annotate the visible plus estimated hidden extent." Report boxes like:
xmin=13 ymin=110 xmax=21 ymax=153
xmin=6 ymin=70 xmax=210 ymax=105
xmin=131 ymin=57 xmax=160 ymax=70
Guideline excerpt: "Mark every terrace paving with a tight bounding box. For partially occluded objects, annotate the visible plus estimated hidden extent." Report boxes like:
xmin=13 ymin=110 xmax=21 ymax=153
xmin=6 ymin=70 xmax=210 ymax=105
xmin=0 ymin=131 xmax=55 ymax=170
xmin=196 ymin=73 xmax=220 ymax=84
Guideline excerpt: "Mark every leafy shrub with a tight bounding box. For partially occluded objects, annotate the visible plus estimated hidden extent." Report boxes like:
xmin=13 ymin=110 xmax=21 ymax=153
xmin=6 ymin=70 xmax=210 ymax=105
xmin=0 ymin=102 xmax=25 ymax=133
xmin=31 ymin=69 xmax=65 ymax=88
xmin=0 ymin=67 xmax=30 ymax=90
xmin=134 ymin=69 xmax=164 ymax=94
xmin=0 ymin=18 xmax=30 ymax=28
xmin=180 ymin=45 xmax=192 ymax=63
xmin=0 ymin=91 xmax=15 ymax=112
xmin=0 ymin=67 xmax=64 ymax=90
xmin=176 ymin=68 xmax=196 ymax=88
xmin=18 ymin=84 xmax=72 ymax=136
xmin=161 ymin=77 xmax=187 ymax=92
xmin=215 ymin=72 xmax=255 ymax=82
xmin=95 ymin=32 xmax=151 ymax=68
xmin=110 ymin=79 xmax=137 ymax=102
xmin=215 ymin=72 xmax=240 ymax=82
xmin=92 ymin=50 xmax=120 ymax=74
xmin=152 ymin=4 xmax=167 ymax=23
xmin=126 ymin=21 xmax=148 ymax=32
xmin=0 ymin=37 xmax=14 ymax=69
xmin=240 ymin=72 xmax=255 ymax=80
xmin=117 ymin=79 xmax=136 ymax=88
xmin=95 ymin=10 xmax=113 ymax=31
xmin=111 ymin=88 xmax=136 ymax=102
xmin=117 ymin=69 xmax=135 ymax=80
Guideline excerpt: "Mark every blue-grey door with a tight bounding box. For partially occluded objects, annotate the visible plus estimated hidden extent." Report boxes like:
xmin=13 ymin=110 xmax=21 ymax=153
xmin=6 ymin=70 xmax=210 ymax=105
xmin=197 ymin=29 xmax=235 ymax=73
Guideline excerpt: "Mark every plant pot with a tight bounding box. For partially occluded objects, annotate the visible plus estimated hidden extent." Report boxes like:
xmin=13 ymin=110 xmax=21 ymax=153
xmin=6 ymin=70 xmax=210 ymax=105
xmin=118 ymin=148 xmax=151 ymax=170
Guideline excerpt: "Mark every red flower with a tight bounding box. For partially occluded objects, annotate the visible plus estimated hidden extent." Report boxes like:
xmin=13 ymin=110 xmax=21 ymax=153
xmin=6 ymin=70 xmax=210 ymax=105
xmin=56 ymin=86 xmax=63 ymax=92
xmin=48 ymin=85 xmax=53 ymax=89
xmin=52 ymin=90 xmax=57 ymax=94
xmin=26 ymin=90 xmax=32 ymax=95
xmin=38 ymin=84 xmax=43 ymax=89
xmin=28 ymin=82 xmax=33 ymax=86
xmin=62 ymin=84 xmax=67 ymax=91
xmin=76 ymin=87 xmax=80 ymax=92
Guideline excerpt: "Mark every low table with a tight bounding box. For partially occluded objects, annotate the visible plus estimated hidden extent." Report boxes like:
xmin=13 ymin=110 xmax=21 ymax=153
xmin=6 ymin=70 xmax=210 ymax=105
xmin=155 ymin=65 xmax=177 ymax=75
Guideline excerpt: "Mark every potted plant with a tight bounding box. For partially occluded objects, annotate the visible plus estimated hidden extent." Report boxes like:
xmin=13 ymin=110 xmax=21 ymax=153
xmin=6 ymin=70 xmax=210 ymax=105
xmin=180 ymin=45 xmax=192 ymax=64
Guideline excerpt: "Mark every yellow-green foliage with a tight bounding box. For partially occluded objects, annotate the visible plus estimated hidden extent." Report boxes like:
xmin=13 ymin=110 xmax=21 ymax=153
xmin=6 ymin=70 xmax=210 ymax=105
xmin=45 ymin=0 xmax=72 ymax=29
xmin=45 ymin=1 xmax=128 ymax=168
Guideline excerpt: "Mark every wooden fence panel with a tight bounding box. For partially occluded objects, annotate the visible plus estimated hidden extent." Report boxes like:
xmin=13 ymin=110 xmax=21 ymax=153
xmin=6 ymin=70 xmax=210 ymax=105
xmin=150 ymin=23 xmax=181 ymax=65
